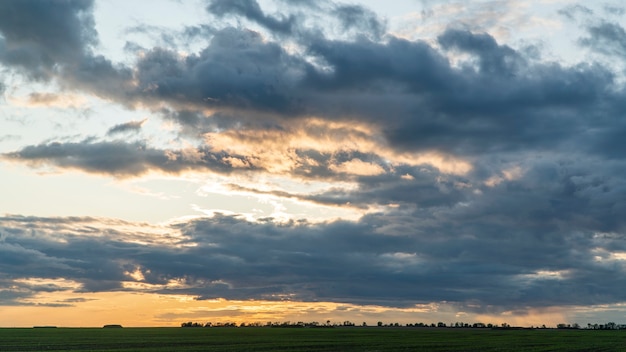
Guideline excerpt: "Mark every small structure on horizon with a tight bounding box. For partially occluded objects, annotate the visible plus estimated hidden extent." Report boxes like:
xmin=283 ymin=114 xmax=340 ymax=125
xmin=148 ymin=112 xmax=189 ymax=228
xmin=103 ymin=324 xmax=123 ymax=328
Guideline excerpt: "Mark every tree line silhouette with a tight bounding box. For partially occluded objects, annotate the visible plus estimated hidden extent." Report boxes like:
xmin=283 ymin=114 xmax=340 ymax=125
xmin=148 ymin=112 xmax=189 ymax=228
xmin=181 ymin=320 xmax=626 ymax=330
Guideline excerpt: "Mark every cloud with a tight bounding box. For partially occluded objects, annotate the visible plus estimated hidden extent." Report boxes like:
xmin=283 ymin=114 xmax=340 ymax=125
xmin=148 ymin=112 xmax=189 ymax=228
xmin=127 ymin=25 xmax=618 ymax=160
xmin=329 ymin=158 xmax=385 ymax=176
xmin=130 ymin=27 xmax=306 ymax=114
xmin=580 ymin=21 xmax=626 ymax=57
xmin=0 ymin=134 xmax=20 ymax=143
xmin=558 ymin=4 xmax=593 ymax=20
xmin=1 ymin=140 xmax=250 ymax=177
xmin=1 ymin=2 xmax=620 ymax=162
xmin=8 ymin=92 xmax=87 ymax=109
xmin=106 ymin=119 xmax=147 ymax=136
xmin=1 ymin=198 xmax=626 ymax=312
xmin=333 ymin=4 xmax=386 ymax=39
xmin=207 ymin=0 xmax=296 ymax=34
xmin=0 ymin=0 xmax=97 ymax=80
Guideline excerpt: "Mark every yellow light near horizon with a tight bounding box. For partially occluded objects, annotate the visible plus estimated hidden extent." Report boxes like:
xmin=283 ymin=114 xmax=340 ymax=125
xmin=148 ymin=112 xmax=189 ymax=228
xmin=0 ymin=289 xmax=594 ymax=328
xmin=0 ymin=290 xmax=449 ymax=327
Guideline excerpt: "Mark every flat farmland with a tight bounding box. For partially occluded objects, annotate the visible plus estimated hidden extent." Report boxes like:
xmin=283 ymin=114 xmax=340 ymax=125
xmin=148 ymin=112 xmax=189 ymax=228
xmin=1 ymin=327 xmax=626 ymax=351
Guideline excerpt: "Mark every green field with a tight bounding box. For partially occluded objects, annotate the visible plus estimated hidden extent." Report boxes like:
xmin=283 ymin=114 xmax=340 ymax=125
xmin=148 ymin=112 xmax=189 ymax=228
xmin=1 ymin=327 xmax=626 ymax=351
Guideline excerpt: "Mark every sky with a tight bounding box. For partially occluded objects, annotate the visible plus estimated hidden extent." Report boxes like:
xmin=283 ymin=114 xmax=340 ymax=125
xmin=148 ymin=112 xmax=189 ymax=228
xmin=1 ymin=0 xmax=626 ymax=328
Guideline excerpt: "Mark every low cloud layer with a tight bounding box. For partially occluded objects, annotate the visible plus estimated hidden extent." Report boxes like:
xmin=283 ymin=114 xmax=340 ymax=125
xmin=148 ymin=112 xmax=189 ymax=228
xmin=1 ymin=207 xmax=626 ymax=313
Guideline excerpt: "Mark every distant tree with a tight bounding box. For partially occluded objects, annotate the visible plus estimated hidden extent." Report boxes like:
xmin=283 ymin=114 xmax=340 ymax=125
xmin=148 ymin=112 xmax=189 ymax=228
xmin=181 ymin=321 xmax=203 ymax=328
xmin=377 ymin=321 xmax=383 ymax=327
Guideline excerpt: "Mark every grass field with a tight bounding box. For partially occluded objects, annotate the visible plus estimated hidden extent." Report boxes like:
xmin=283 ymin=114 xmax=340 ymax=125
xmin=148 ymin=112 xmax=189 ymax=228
xmin=1 ymin=327 xmax=626 ymax=351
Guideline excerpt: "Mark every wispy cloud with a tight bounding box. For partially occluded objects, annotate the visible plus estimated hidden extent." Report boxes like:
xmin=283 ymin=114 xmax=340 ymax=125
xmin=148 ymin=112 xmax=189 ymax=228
xmin=106 ymin=119 xmax=147 ymax=136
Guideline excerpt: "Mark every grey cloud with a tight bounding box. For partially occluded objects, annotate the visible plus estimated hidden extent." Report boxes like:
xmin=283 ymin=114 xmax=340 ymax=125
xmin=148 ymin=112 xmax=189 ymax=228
xmin=0 ymin=148 xmax=622 ymax=309
xmin=206 ymin=0 xmax=386 ymax=40
xmin=0 ymin=134 xmax=20 ymax=143
xmin=2 ymin=200 xmax=626 ymax=311
xmin=580 ymin=21 xmax=626 ymax=57
xmin=334 ymin=4 xmax=386 ymax=39
xmin=603 ymin=5 xmax=625 ymax=16
xmin=0 ymin=0 xmax=133 ymax=103
xmin=133 ymin=27 xmax=306 ymax=114
xmin=106 ymin=119 xmax=147 ymax=136
xmin=3 ymin=2 xmax=622 ymax=162
xmin=297 ymin=28 xmax=616 ymax=157
xmin=2 ymin=140 xmax=252 ymax=177
xmin=226 ymin=165 xmax=468 ymax=211
xmin=0 ymin=0 xmax=96 ymax=80
xmin=0 ymin=0 xmax=623 ymax=165
xmin=438 ymin=28 xmax=523 ymax=76
xmin=304 ymin=165 xmax=468 ymax=209
xmin=558 ymin=4 xmax=593 ymax=20
xmin=207 ymin=0 xmax=296 ymax=34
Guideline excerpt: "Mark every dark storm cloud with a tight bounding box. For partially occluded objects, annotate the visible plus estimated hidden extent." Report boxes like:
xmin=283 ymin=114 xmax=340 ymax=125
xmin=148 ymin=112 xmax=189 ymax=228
xmin=2 ymin=1 xmax=621 ymax=160
xmin=131 ymin=24 xmax=618 ymax=158
xmin=0 ymin=0 xmax=96 ymax=80
xmin=1 ymin=140 xmax=253 ymax=177
xmin=133 ymin=27 xmax=306 ymax=114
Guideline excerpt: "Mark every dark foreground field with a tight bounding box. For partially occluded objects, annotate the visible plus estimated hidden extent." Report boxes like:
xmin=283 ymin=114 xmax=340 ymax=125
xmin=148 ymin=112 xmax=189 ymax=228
xmin=1 ymin=327 xmax=626 ymax=351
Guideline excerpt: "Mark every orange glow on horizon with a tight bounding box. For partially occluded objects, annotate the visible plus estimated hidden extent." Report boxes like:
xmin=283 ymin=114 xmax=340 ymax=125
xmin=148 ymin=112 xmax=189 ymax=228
xmin=0 ymin=290 xmax=579 ymax=328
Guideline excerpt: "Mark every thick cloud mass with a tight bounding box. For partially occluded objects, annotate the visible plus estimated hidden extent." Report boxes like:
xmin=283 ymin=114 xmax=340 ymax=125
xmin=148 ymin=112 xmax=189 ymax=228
xmin=2 ymin=0 xmax=626 ymax=317
xmin=0 ymin=0 xmax=96 ymax=79
xmin=1 ymin=201 xmax=625 ymax=310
